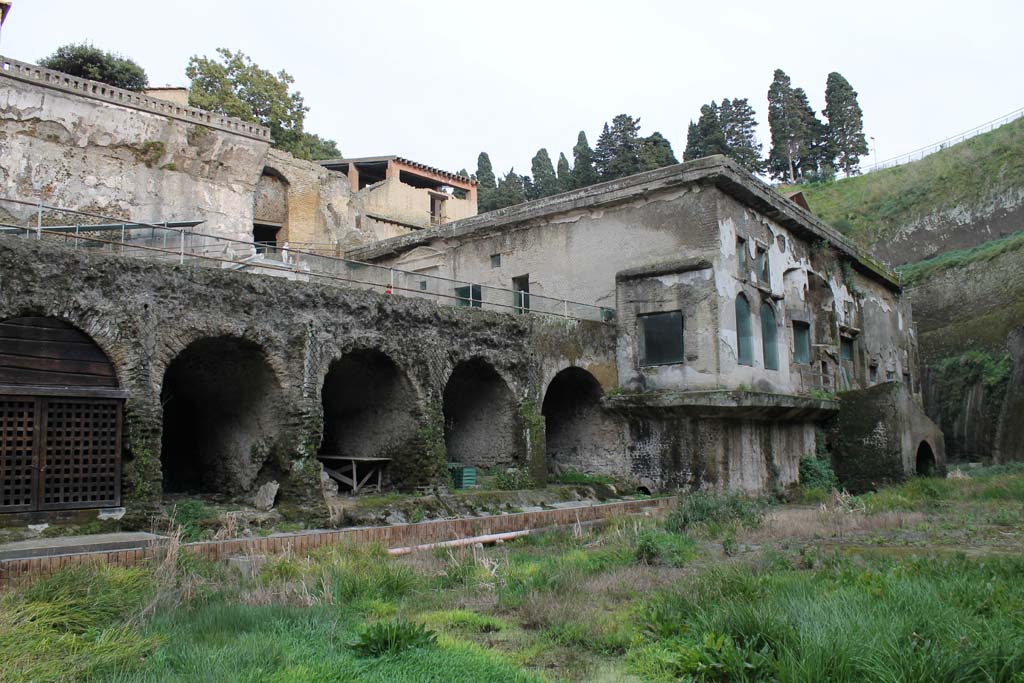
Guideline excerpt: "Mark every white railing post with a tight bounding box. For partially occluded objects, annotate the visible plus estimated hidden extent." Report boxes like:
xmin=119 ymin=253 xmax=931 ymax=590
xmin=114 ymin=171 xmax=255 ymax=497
xmin=179 ymin=229 xmax=185 ymax=265
xmin=563 ymin=299 xmax=568 ymax=318
xmin=35 ymin=199 xmax=41 ymax=240
xmin=74 ymin=224 xmax=79 ymax=250
xmin=121 ymin=223 xmax=125 ymax=255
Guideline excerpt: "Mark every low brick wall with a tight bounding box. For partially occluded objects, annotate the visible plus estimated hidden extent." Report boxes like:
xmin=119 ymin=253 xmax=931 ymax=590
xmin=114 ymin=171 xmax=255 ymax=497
xmin=0 ymin=497 xmax=674 ymax=590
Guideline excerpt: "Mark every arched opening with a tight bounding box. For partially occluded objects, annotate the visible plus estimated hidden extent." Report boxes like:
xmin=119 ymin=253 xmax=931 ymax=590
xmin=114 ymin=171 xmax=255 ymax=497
xmin=160 ymin=337 xmax=283 ymax=495
xmin=253 ymin=168 xmax=288 ymax=255
xmin=320 ymin=349 xmax=418 ymax=461
xmin=0 ymin=317 xmax=124 ymax=512
xmin=916 ymin=441 xmax=936 ymax=476
xmin=735 ymin=294 xmax=753 ymax=366
xmin=542 ymin=367 xmax=609 ymax=475
xmin=761 ymin=301 xmax=779 ymax=371
xmin=443 ymin=358 xmax=517 ymax=469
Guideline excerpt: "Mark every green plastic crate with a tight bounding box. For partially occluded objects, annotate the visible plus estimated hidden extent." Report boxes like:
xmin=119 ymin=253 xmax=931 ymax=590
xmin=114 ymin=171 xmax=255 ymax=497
xmin=448 ymin=464 xmax=477 ymax=489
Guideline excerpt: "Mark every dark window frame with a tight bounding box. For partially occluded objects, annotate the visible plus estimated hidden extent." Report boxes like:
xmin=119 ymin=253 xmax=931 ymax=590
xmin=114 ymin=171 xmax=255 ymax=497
xmin=490 ymin=253 xmax=501 ymax=268
xmin=637 ymin=310 xmax=685 ymax=367
xmin=736 ymin=294 xmax=754 ymax=366
xmin=792 ymin=321 xmax=811 ymax=365
xmin=755 ymin=244 xmax=770 ymax=284
xmin=736 ymin=237 xmax=748 ymax=278
xmin=760 ymin=301 xmax=779 ymax=371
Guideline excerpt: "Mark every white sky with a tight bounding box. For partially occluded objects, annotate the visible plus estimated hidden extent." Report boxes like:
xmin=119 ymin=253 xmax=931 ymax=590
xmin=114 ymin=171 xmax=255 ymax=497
xmin=3 ymin=0 xmax=1021 ymax=177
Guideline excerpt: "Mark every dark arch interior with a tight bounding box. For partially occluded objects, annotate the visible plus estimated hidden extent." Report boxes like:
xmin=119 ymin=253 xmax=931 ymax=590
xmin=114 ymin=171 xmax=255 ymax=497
xmin=443 ymin=359 xmax=517 ymax=469
xmin=916 ymin=441 xmax=936 ymax=476
xmin=320 ymin=350 xmax=418 ymax=463
xmin=160 ymin=337 xmax=283 ymax=495
xmin=542 ymin=367 xmax=614 ymax=475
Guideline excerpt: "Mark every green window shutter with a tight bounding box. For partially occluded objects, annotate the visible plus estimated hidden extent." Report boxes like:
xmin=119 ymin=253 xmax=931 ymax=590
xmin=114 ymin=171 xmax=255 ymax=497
xmin=793 ymin=322 xmax=810 ymax=364
xmin=761 ymin=302 xmax=779 ymax=370
xmin=736 ymin=294 xmax=753 ymax=366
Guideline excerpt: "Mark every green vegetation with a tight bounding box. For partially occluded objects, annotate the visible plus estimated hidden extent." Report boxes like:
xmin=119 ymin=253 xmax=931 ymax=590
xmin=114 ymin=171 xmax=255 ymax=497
xmin=39 ymin=43 xmax=148 ymax=90
xmin=897 ymin=230 xmax=1024 ymax=284
xmin=5 ymin=476 xmax=1024 ymax=682
xmin=785 ymin=116 xmax=1024 ymax=247
xmin=798 ymin=453 xmax=839 ymax=492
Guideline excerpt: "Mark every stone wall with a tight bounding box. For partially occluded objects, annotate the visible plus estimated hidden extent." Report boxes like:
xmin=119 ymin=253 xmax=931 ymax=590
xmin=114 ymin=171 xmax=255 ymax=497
xmin=909 ymin=244 xmax=1024 ymax=461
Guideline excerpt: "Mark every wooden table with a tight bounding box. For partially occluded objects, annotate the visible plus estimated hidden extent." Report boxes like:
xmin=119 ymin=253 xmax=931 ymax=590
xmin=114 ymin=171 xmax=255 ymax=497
xmin=317 ymin=455 xmax=391 ymax=494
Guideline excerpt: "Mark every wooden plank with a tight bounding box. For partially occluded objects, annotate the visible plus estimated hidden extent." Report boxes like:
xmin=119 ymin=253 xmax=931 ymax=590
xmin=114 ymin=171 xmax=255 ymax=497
xmin=3 ymin=317 xmax=70 ymax=329
xmin=0 ymin=367 xmax=117 ymax=388
xmin=321 ymin=466 xmax=354 ymax=488
xmin=0 ymin=338 xmax=110 ymax=363
xmin=0 ymin=323 xmax=94 ymax=344
xmin=0 ymin=354 xmax=116 ymax=378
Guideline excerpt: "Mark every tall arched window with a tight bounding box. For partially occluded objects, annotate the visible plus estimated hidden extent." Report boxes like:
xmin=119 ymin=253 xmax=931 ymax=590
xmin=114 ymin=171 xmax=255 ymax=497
xmin=761 ymin=302 xmax=779 ymax=370
xmin=736 ymin=294 xmax=753 ymax=366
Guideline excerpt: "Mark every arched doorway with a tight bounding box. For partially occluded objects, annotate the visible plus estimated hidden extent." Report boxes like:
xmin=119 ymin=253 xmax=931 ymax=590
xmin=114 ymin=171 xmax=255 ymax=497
xmin=542 ymin=367 xmax=611 ymax=475
xmin=319 ymin=350 xmax=418 ymax=490
xmin=916 ymin=441 xmax=936 ymax=476
xmin=442 ymin=359 xmax=517 ymax=469
xmin=0 ymin=317 xmax=124 ymax=512
xmin=160 ymin=337 xmax=283 ymax=495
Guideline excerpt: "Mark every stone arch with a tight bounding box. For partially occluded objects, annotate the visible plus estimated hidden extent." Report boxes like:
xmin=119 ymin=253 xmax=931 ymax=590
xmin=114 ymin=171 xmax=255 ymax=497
xmin=442 ymin=357 xmax=517 ymax=469
xmin=916 ymin=441 xmax=936 ymax=476
xmin=542 ymin=367 xmax=615 ymax=475
xmin=760 ymin=300 xmax=779 ymax=371
xmin=254 ymin=167 xmax=289 ymax=251
xmin=319 ymin=348 xmax=420 ymax=463
xmin=159 ymin=336 xmax=285 ymax=495
xmin=735 ymin=293 xmax=753 ymax=366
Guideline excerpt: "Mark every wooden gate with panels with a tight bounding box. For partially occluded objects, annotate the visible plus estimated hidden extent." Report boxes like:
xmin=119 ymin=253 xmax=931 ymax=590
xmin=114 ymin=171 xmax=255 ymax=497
xmin=0 ymin=318 xmax=125 ymax=513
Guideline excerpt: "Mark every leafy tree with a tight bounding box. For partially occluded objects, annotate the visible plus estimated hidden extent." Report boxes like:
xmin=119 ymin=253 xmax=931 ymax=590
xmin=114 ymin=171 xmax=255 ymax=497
xmin=522 ymin=174 xmax=537 ymax=201
xmin=823 ymin=72 xmax=869 ymax=176
xmin=556 ymin=152 xmax=573 ymax=193
xmin=594 ymin=114 xmax=642 ymax=180
xmin=719 ymin=98 xmax=764 ymax=174
xmin=476 ymin=152 xmax=497 ymax=212
xmin=683 ymin=121 xmax=702 ymax=162
xmin=530 ymin=148 xmax=559 ymax=198
xmin=767 ymin=69 xmax=826 ymax=182
xmin=39 ymin=43 xmax=148 ymax=90
xmin=186 ymin=48 xmax=339 ymax=160
xmin=638 ymin=132 xmax=678 ymax=171
xmin=571 ymin=131 xmax=599 ymax=188
xmin=492 ymin=169 xmax=527 ymax=209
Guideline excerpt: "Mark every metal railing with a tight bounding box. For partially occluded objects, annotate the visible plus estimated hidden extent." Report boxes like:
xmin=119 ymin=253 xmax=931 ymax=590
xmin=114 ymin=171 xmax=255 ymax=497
xmin=0 ymin=197 xmax=615 ymax=323
xmin=861 ymin=105 xmax=1024 ymax=174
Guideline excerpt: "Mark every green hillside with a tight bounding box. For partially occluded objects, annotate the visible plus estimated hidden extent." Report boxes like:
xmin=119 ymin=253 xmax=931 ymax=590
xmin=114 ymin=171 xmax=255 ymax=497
xmin=781 ymin=116 xmax=1024 ymax=246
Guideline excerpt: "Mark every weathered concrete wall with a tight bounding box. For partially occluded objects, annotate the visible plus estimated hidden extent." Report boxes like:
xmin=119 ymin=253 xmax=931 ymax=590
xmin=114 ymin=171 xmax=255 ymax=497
xmin=357 ymin=177 xmax=475 ymax=234
xmin=909 ymin=243 xmax=1024 ymax=461
xmin=828 ymin=382 xmax=946 ymax=493
xmin=0 ymin=62 xmax=371 ymax=253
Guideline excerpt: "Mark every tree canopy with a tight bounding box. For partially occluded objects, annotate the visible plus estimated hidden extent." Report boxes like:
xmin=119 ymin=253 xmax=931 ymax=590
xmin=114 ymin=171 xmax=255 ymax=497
xmin=530 ymin=148 xmax=559 ymax=199
xmin=594 ymin=114 xmax=643 ymax=180
xmin=571 ymin=131 xmax=598 ymax=189
xmin=823 ymin=72 xmax=869 ymax=175
xmin=39 ymin=43 xmax=148 ymax=91
xmin=638 ymin=131 xmax=678 ymax=171
xmin=186 ymin=48 xmax=339 ymax=160
xmin=684 ymin=99 xmax=764 ymax=174
xmin=767 ymin=69 xmax=828 ymax=182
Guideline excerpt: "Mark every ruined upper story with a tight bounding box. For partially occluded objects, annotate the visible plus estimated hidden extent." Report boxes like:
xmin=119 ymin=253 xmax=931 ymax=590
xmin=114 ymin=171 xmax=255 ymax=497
xmin=349 ymin=156 xmax=918 ymax=400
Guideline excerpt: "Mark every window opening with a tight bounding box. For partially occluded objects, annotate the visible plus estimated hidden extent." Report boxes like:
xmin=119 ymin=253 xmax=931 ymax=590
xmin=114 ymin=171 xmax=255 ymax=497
xmin=756 ymin=246 xmax=769 ymax=284
xmin=736 ymin=294 xmax=753 ymax=366
xmin=512 ymin=274 xmax=530 ymax=313
xmin=490 ymin=253 xmax=502 ymax=268
xmin=253 ymin=223 xmax=280 ymax=255
xmin=737 ymin=237 xmax=747 ymax=278
xmin=792 ymin=321 xmax=810 ymax=364
xmin=454 ymin=284 xmax=482 ymax=308
xmin=840 ymin=337 xmax=854 ymax=361
xmin=760 ymin=302 xmax=779 ymax=370
xmin=638 ymin=311 xmax=684 ymax=366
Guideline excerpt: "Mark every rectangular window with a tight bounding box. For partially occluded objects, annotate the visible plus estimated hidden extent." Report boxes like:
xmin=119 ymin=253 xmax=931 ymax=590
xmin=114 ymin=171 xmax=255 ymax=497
xmin=840 ymin=337 xmax=854 ymax=361
xmin=886 ymin=369 xmax=895 ymax=381
xmin=903 ymin=372 xmax=912 ymax=390
xmin=737 ymin=237 xmax=747 ymax=278
xmin=756 ymin=246 xmax=769 ymax=284
xmin=454 ymin=284 xmax=482 ymax=308
xmin=490 ymin=253 xmax=501 ymax=268
xmin=638 ymin=311 xmax=684 ymax=366
xmin=512 ymin=274 xmax=530 ymax=313
xmin=869 ymin=364 xmax=878 ymax=383
xmin=419 ymin=280 xmax=428 ymax=291
xmin=792 ymin=321 xmax=811 ymax=364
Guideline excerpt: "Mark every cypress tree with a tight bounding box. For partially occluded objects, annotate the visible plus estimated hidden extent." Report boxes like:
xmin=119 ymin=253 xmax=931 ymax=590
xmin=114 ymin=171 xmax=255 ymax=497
xmin=823 ymin=72 xmax=869 ymax=176
xmin=594 ymin=114 xmax=642 ymax=181
xmin=530 ymin=148 xmax=559 ymax=198
xmin=523 ymin=174 xmax=537 ymax=201
xmin=571 ymin=131 xmax=598 ymax=188
xmin=638 ymin=132 xmax=678 ymax=171
xmin=493 ymin=169 xmax=527 ymax=209
xmin=683 ymin=121 xmax=703 ymax=161
xmin=768 ymin=69 xmax=826 ymax=183
xmin=695 ymin=103 xmax=728 ymax=157
xmin=556 ymin=152 xmax=573 ymax=193
xmin=719 ymin=98 xmax=764 ymax=174
xmin=476 ymin=152 xmax=497 ymax=211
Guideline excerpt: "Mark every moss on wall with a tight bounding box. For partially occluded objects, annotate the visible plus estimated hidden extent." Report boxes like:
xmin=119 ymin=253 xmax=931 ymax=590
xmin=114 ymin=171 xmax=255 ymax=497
xmin=519 ymin=398 xmax=547 ymax=486
xmin=827 ymin=384 xmax=906 ymax=493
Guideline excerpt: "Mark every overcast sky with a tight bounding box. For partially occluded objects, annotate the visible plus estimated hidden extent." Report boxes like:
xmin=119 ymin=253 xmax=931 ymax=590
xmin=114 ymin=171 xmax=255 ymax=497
xmin=3 ymin=1 xmax=1020 ymax=177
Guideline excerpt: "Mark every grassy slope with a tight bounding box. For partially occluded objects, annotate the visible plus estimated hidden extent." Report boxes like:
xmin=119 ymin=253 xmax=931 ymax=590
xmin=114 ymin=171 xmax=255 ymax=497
xmin=781 ymin=116 xmax=1024 ymax=246
xmin=4 ymin=469 xmax=1024 ymax=683
xmin=897 ymin=229 xmax=1024 ymax=285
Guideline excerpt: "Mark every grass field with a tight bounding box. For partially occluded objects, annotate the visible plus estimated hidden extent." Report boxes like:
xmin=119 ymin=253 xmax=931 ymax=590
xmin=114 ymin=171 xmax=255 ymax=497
xmin=780 ymin=116 xmax=1024 ymax=249
xmin=4 ymin=464 xmax=1024 ymax=682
